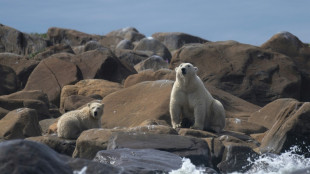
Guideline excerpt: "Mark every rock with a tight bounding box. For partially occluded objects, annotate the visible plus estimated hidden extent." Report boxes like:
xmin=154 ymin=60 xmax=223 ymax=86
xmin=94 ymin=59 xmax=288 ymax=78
xmin=134 ymin=37 xmax=172 ymax=62
xmin=33 ymin=44 xmax=74 ymax=60
xmin=124 ymin=69 xmax=261 ymax=119
xmin=0 ymin=139 xmax=72 ymax=174
xmin=115 ymin=49 xmax=150 ymax=66
xmin=0 ymin=64 xmax=19 ymax=95
xmin=63 ymin=95 xmax=97 ymax=113
xmin=71 ymin=49 xmax=136 ymax=82
xmin=257 ymin=99 xmax=310 ymax=154
xmin=26 ymin=135 xmax=76 ymax=156
xmin=106 ymin=27 xmax=145 ymax=42
xmin=40 ymin=118 xmax=57 ymax=134
xmin=0 ymin=107 xmax=9 ymax=119
xmin=108 ymin=132 xmax=212 ymax=167
xmin=0 ymin=108 xmax=42 ymax=140
xmin=204 ymin=137 xmax=226 ymax=170
xmin=261 ymin=32 xmax=305 ymax=57
xmin=225 ymin=118 xmax=267 ymax=135
xmin=134 ymin=55 xmax=169 ymax=72
xmin=217 ymin=145 xmax=259 ymax=173
xmin=178 ymin=128 xmax=217 ymax=138
xmin=60 ymin=79 xmax=122 ymax=113
xmin=0 ymin=24 xmax=48 ymax=55
xmin=152 ymin=32 xmax=209 ymax=51
xmin=169 ymin=41 xmax=301 ymax=106
xmin=73 ymin=126 xmax=177 ymax=160
xmin=0 ymin=53 xmax=39 ymax=88
xmin=24 ymin=56 xmax=81 ymax=106
xmin=116 ymin=39 xmax=134 ymax=50
xmin=0 ymin=139 xmax=124 ymax=174
xmin=94 ymin=148 xmax=182 ymax=173
xmin=47 ymin=27 xmax=102 ymax=46
xmin=0 ymin=90 xmax=50 ymax=120
xmin=83 ymin=40 xmax=105 ymax=52
xmin=101 ymin=80 xmax=173 ymax=128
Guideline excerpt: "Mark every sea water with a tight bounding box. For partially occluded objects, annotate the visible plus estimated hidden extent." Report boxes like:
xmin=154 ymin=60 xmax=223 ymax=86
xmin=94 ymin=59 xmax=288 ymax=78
xmin=170 ymin=146 xmax=310 ymax=174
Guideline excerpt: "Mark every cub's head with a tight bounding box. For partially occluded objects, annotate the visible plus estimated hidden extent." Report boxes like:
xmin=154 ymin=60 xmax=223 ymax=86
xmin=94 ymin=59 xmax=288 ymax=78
xmin=175 ymin=63 xmax=198 ymax=78
xmin=88 ymin=102 xmax=104 ymax=119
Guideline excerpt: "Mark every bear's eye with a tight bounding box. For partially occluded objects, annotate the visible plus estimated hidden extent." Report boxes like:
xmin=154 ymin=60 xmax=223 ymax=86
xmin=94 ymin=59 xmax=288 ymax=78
xmin=187 ymin=65 xmax=190 ymax=67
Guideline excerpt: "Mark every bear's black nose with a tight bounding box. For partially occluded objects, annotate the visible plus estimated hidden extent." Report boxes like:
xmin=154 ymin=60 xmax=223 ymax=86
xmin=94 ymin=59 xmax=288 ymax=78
xmin=94 ymin=111 xmax=98 ymax=116
xmin=181 ymin=68 xmax=186 ymax=75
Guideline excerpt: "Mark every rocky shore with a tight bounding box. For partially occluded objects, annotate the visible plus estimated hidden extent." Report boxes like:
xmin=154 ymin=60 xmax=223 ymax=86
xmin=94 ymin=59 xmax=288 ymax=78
xmin=0 ymin=23 xmax=310 ymax=173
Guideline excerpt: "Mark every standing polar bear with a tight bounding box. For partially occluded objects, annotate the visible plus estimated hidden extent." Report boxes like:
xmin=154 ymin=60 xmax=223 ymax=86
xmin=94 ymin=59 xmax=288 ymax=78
xmin=57 ymin=101 xmax=104 ymax=139
xmin=170 ymin=63 xmax=225 ymax=133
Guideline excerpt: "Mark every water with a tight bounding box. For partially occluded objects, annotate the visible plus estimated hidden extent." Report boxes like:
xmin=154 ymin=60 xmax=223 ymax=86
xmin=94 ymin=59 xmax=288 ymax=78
xmin=170 ymin=146 xmax=310 ymax=174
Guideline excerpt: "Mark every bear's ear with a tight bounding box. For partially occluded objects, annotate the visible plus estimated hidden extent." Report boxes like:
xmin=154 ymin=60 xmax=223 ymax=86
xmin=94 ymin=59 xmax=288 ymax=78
xmin=175 ymin=67 xmax=178 ymax=72
xmin=87 ymin=103 xmax=91 ymax=107
xmin=194 ymin=67 xmax=198 ymax=72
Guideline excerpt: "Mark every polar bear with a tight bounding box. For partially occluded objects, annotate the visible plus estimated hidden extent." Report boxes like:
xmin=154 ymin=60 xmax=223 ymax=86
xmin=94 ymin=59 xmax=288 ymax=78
xmin=57 ymin=101 xmax=104 ymax=139
xmin=169 ymin=63 xmax=225 ymax=133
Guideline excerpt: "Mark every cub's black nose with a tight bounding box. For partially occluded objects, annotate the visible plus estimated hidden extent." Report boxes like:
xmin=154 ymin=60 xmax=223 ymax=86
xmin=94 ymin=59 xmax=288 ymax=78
xmin=181 ymin=68 xmax=186 ymax=75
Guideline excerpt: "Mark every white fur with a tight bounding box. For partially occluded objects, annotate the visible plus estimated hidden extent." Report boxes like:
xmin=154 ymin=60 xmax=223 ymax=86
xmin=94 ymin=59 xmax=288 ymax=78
xmin=169 ymin=63 xmax=225 ymax=133
xmin=57 ymin=102 xmax=104 ymax=139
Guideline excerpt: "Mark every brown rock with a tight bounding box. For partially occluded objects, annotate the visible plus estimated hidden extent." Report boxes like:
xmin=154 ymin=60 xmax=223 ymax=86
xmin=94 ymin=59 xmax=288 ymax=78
xmin=106 ymin=27 xmax=145 ymax=42
xmin=83 ymin=40 xmax=105 ymax=52
xmin=101 ymin=80 xmax=173 ymax=128
xmin=0 ymin=107 xmax=9 ymax=119
xmin=33 ymin=44 xmax=74 ymax=60
xmin=0 ymin=108 xmax=42 ymax=140
xmin=261 ymin=32 xmax=305 ymax=57
xmin=60 ymin=79 xmax=122 ymax=113
xmin=47 ymin=27 xmax=102 ymax=46
xmin=26 ymin=135 xmax=76 ymax=156
xmin=152 ymin=32 xmax=209 ymax=51
xmin=0 ymin=24 xmax=47 ymax=55
xmin=134 ymin=38 xmax=172 ymax=62
xmin=71 ymin=49 xmax=136 ymax=82
xmin=39 ymin=118 xmax=57 ymax=135
xmin=0 ymin=53 xmax=39 ymax=88
xmin=116 ymin=39 xmax=134 ymax=50
xmin=63 ymin=95 xmax=98 ymax=113
xmin=178 ymin=128 xmax=217 ymax=138
xmin=170 ymin=41 xmax=301 ymax=106
xmin=134 ymin=55 xmax=169 ymax=72
xmin=225 ymin=118 xmax=267 ymax=135
xmin=115 ymin=49 xmax=150 ymax=66
xmin=24 ymin=56 xmax=81 ymax=106
xmin=0 ymin=64 xmax=19 ymax=95
xmin=257 ymin=99 xmax=310 ymax=154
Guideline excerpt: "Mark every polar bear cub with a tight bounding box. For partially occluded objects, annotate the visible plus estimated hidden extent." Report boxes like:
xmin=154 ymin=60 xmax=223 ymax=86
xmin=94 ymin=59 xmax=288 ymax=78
xmin=57 ymin=101 xmax=104 ymax=139
xmin=169 ymin=63 xmax=225 ymax=133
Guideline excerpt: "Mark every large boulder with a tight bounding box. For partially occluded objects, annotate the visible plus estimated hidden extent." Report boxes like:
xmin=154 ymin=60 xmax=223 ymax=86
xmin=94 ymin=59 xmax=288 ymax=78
xmin=152 ymin=32 xmax=209 ymax=51
xmin=170 ymin=41 xmax=301 ymax=106
xmin=134 ymin=55 xmax=169 ymax=72
xmin=0 ymin=53 xmax=39 ymax=88
xmin=71 ymin=49 xmax=136 ymax=82
xmin=47 ymin=27 xmax=102 ymax=46
xmin=0 ymin=139 xmax=123 ymax=174
xmin=115 ymin=49 xmax=151 ymax=66
xmin=107 ymin=132 xmax=212 ymax=167
xmin=94 ymin=148 xmax=182 ymax=173
xmin=33 ymin=44 xmax=74 ymax=60
xmin=24 ymin=56 xmax=81 ymax=106
xmin=261 ymin=32 xmax=305 ymax=57
xmin=0 ymin=64 xmax=19 ymax=95
xmin=0 ymin=108 xmax=42 ymax=140
xmin=60 ymin=79 xmax=122 ymax=113
xmin=134 ymin=37 xmax=172 ymax=62
xmin=123 ymin=69 xmax=261 ymax=119
xmin=106 ymin=27 xmax=145 ymax=42
xmin=0 ymin=24 xmax=48 ymax=55
xmin=101 ymin=80 xmax=173 ymax=128
xmin=252 ymin=99 xmax=310 ymax=154
xmin=0 ymin=90 xmax=50 ymax=120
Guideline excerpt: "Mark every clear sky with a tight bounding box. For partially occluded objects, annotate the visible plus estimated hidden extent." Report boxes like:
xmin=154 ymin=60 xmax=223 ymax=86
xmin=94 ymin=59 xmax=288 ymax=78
xmin=0 ymin=0 xmax=309 ymax=46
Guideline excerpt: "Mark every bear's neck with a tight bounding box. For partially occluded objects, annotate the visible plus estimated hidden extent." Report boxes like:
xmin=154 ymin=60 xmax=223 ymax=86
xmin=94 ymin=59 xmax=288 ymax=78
xmin=177 ymin=74 xmax=200 ymax=92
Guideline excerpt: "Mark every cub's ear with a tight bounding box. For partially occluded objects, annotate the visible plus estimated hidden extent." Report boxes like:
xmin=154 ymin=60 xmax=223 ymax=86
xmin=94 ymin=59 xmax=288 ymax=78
xmin=194 ymin=67 xmax=198 ymax=72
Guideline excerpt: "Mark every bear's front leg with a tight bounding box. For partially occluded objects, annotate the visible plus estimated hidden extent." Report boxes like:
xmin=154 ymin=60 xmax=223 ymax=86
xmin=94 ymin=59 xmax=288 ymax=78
xmin=191 ymin=106 xmax=206 ymax=130
xmin=170 ymin=103 xmax=182 ymax=129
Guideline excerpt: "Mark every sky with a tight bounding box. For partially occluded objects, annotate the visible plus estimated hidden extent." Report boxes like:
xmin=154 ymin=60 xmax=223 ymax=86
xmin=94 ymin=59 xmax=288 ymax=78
xmin=0 ymin=0 xmax=309 ymax=46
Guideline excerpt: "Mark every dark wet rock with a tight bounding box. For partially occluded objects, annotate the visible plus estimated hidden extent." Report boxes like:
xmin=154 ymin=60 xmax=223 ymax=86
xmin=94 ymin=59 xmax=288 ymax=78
xmin=107 ymin=132 xmax=212 ymax=167
xmin=94 ymin=148 xmax=182 ymax=173
xmin=0 ymin=64 xmax=19 ymax=95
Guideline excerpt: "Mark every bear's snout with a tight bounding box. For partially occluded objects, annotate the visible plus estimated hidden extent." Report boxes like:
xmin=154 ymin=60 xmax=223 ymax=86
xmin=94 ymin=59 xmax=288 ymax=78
xmin=181 ymin=68 xmax=186 ymax=75
xmin=94 ymin=111 xmax=98 ymax=117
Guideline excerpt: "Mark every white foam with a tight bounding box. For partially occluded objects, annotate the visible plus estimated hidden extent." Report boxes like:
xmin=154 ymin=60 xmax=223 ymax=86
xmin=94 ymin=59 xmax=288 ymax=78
xmin=169 ymin=158 xmax=206 ymax=174
xmin=73 ymin=166 xmax=87 ymax=174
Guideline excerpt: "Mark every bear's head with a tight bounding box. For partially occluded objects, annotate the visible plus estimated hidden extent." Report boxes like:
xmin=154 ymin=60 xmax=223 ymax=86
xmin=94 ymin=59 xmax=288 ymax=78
xmin=88 ymin=102 xmax=104 ymax=119
xmin=175 ymin=63 xmax=198 ymax=78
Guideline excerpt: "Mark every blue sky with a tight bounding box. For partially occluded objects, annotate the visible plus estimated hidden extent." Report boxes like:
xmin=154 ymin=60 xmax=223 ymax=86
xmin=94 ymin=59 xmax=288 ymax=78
xmin=0 ymin=0 xmax=309 ymax=46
